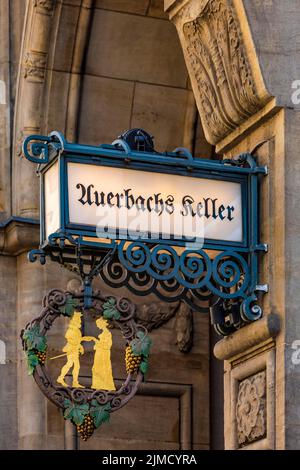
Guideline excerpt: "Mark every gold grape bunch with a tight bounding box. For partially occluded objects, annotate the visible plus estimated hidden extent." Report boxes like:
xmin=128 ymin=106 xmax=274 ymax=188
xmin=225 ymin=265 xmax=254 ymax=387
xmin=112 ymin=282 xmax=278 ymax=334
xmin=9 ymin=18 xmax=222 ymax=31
xmin=35 ymin=347 xmax=47 ymax=365
xmin=77 ymin=415 xmax=95 ymax=441
xmin=125 ymin=345 xmax=142 ymax=374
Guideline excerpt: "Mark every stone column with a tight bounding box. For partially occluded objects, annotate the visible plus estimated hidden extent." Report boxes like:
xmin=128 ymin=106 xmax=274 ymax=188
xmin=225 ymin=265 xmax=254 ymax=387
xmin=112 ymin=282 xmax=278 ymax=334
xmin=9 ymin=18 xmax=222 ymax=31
xmin=165 ymin=0 xmax=300 ymax=450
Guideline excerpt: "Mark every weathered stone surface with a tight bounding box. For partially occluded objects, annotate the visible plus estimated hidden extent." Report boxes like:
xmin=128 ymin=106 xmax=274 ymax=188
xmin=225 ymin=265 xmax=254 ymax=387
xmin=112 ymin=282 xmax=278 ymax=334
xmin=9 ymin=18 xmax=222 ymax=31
xmin=148 ymin=0 xmax=168 ymax=19
xmin=17 ymin=253 xmax=47 ymax=450
xmin=283 ymin=109 xmax=300 ymax=450
xmin=51 ymin=3 xmax=82 ymax=73
xmin=243 ymin=0 xmax=300 ymax=108
xmin=0 ymin=0 xmax=11 ymax=220
xmin=78 ymin=75 xmax=134 ymax=145
xmin=131 ymin=83 xmax=189 ymax=151
xmin=86 ymin=9 xmax=188 ymax=88
xmin=82 ymin=394 xmax=180 ymax=449
xmin=45 ymin=71 xmax=71 ymax=133
xmin=0 ymin=256 xmax=17 ymax=450
xmin=95 ymin=0 xmax=149 ymax=15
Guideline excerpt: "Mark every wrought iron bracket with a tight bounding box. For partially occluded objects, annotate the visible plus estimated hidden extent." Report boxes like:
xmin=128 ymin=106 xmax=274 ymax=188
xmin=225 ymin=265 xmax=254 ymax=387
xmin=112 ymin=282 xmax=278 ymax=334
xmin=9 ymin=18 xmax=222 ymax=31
xmin=28 ymin=230 xmax=268 ymax=336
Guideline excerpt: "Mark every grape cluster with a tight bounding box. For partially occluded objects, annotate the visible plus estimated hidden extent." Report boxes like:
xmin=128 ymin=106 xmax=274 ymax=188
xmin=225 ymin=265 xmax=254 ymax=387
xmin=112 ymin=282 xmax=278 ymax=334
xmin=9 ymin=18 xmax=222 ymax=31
xmin=77 ymin=415 xmax=95 ymax=441
xmin=34 ymin=348 xmax=47 ymax=365
xmin=125 ymin=346 xmax=141 ymax=374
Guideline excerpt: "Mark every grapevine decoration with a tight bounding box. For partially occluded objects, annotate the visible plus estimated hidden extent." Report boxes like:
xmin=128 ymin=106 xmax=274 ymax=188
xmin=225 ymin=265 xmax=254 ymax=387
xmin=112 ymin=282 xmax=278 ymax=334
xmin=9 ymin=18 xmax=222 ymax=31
xmin=23 ymin=324 xmax=47 ymax=373
xmin=21 ymin=288 xmax=152 ymax=441
xmin=125 ymin=332 xmax=151 ymax=375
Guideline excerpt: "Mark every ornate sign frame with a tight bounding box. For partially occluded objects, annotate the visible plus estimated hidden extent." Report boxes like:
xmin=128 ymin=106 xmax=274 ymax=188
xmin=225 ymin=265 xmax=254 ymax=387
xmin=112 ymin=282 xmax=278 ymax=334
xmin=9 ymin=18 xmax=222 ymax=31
xmin=21 ymin=287 xmax=151 ymax=440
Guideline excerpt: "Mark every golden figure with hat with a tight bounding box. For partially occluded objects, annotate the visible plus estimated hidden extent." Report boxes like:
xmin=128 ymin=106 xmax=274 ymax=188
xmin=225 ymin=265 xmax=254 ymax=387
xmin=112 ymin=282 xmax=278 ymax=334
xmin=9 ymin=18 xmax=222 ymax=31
xmin=55 ymin=313 xmax=115 ymax=391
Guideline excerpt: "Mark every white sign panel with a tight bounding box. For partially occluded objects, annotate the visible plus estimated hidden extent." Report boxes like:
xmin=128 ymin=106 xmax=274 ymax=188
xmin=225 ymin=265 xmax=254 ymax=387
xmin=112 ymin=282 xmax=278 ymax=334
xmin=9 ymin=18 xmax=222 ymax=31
xmin=45 ymin=161 xmax=60 ymax=239
xmin=67 ymin=162 xmax=243 ymax=244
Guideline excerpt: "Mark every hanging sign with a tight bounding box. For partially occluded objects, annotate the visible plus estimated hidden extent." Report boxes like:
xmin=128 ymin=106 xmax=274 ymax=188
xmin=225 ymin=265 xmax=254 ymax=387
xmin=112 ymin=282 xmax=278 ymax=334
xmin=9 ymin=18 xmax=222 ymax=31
xmin=62 ymin=162 xmax=243 ymax=244
xmin=38 ymin=131 xmax=249 ymax=251
xmin=23 ymin=130 xmax=268 ymax=330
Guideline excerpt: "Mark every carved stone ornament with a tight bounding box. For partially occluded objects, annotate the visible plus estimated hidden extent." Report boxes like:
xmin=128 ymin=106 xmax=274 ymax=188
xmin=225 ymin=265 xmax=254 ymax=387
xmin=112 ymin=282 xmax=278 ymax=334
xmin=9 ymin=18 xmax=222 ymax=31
xmin=169 ymin=0 xmax=270 ymax=145
xmin=136 ymin=301 xmax=193 ymax=353
xmin=23 ymin=52 xmax=47 ymax=82
xmin=236 ymin=371 xmax=266 ymax=447
xmin=136 ymin=301 xmax=179 ymax=331
xmin=33 ymin=0 xmax=55 ymax=14
xmin=174 ymin=302 xmax=193 ymax=353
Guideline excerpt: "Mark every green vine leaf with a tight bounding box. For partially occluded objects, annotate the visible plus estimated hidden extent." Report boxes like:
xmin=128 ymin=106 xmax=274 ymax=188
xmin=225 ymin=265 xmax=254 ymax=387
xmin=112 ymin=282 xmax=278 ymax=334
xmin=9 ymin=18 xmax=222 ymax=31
xmin=26 ymin=351 xmax=39 ymax=375
xmin=23 ymin=325 xmax=47 ymax=352
xmin=139 ymin=360 xmax=149 ymax=375
xmin=59 ymin=297 xmax=78 ymax=317
xmin=102 ymin=297 xmax=120 ymax=320
xmin=90 ymin=400 xmax=111 ymax=428
xmin=130 ymin=331 xmax=152 ymax=357
xmin=63 ymin=400 xmax=89 ymax=425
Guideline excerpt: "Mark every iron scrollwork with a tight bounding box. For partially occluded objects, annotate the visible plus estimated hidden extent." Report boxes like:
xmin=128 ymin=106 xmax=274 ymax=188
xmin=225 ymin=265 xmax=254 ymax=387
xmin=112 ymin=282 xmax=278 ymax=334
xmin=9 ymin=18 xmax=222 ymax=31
xmin=99 ymin=240 xmax=265 ymax=333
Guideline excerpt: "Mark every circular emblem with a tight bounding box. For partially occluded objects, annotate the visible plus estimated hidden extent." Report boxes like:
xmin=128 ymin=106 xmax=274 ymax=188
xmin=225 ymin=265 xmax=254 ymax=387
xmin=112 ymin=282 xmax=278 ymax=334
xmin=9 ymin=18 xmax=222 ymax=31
xmin=21 ymin=288 xmax=152 ymax=440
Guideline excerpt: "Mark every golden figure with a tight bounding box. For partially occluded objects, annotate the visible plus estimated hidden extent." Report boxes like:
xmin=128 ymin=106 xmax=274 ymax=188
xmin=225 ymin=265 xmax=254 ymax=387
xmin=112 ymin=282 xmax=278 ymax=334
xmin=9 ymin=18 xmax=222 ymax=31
xmin=55 ymin=314 xmax=115 ymax=390
xmin=57 ymin=312 xmax=85 ymax=388
xmin=91 ymin=318 xmax=115 ymax=391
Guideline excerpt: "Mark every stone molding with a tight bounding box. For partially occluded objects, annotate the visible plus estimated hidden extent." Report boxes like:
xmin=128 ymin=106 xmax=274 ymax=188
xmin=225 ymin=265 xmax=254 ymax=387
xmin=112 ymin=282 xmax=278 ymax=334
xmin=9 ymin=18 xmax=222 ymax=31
xmin=0 ymin=218 xmax=39 ymax=256
xmin=214 ymin=314 xmax=280 ymax=362
xmin=165 ymin=0 xmax=272 ymax=146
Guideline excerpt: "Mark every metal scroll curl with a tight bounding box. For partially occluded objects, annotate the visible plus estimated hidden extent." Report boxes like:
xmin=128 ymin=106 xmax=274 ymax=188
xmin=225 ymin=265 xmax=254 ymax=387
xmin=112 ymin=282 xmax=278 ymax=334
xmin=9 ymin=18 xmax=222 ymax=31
xmin=22 ymin=134 xmax=52 ymax=164
xmin=99 ymin=241 xmax=262 ymax=329
xmin=22 ymin=131 xmax=66 ymax=164
xmin=20 ymin=289 xmax=152 ymax=441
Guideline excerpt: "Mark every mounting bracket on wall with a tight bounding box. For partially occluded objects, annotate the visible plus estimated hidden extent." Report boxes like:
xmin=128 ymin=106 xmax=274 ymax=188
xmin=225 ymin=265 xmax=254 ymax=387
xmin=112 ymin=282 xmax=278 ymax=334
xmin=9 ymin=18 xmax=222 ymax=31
xmin=23 ymin=129 xmax=268 ymax=335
